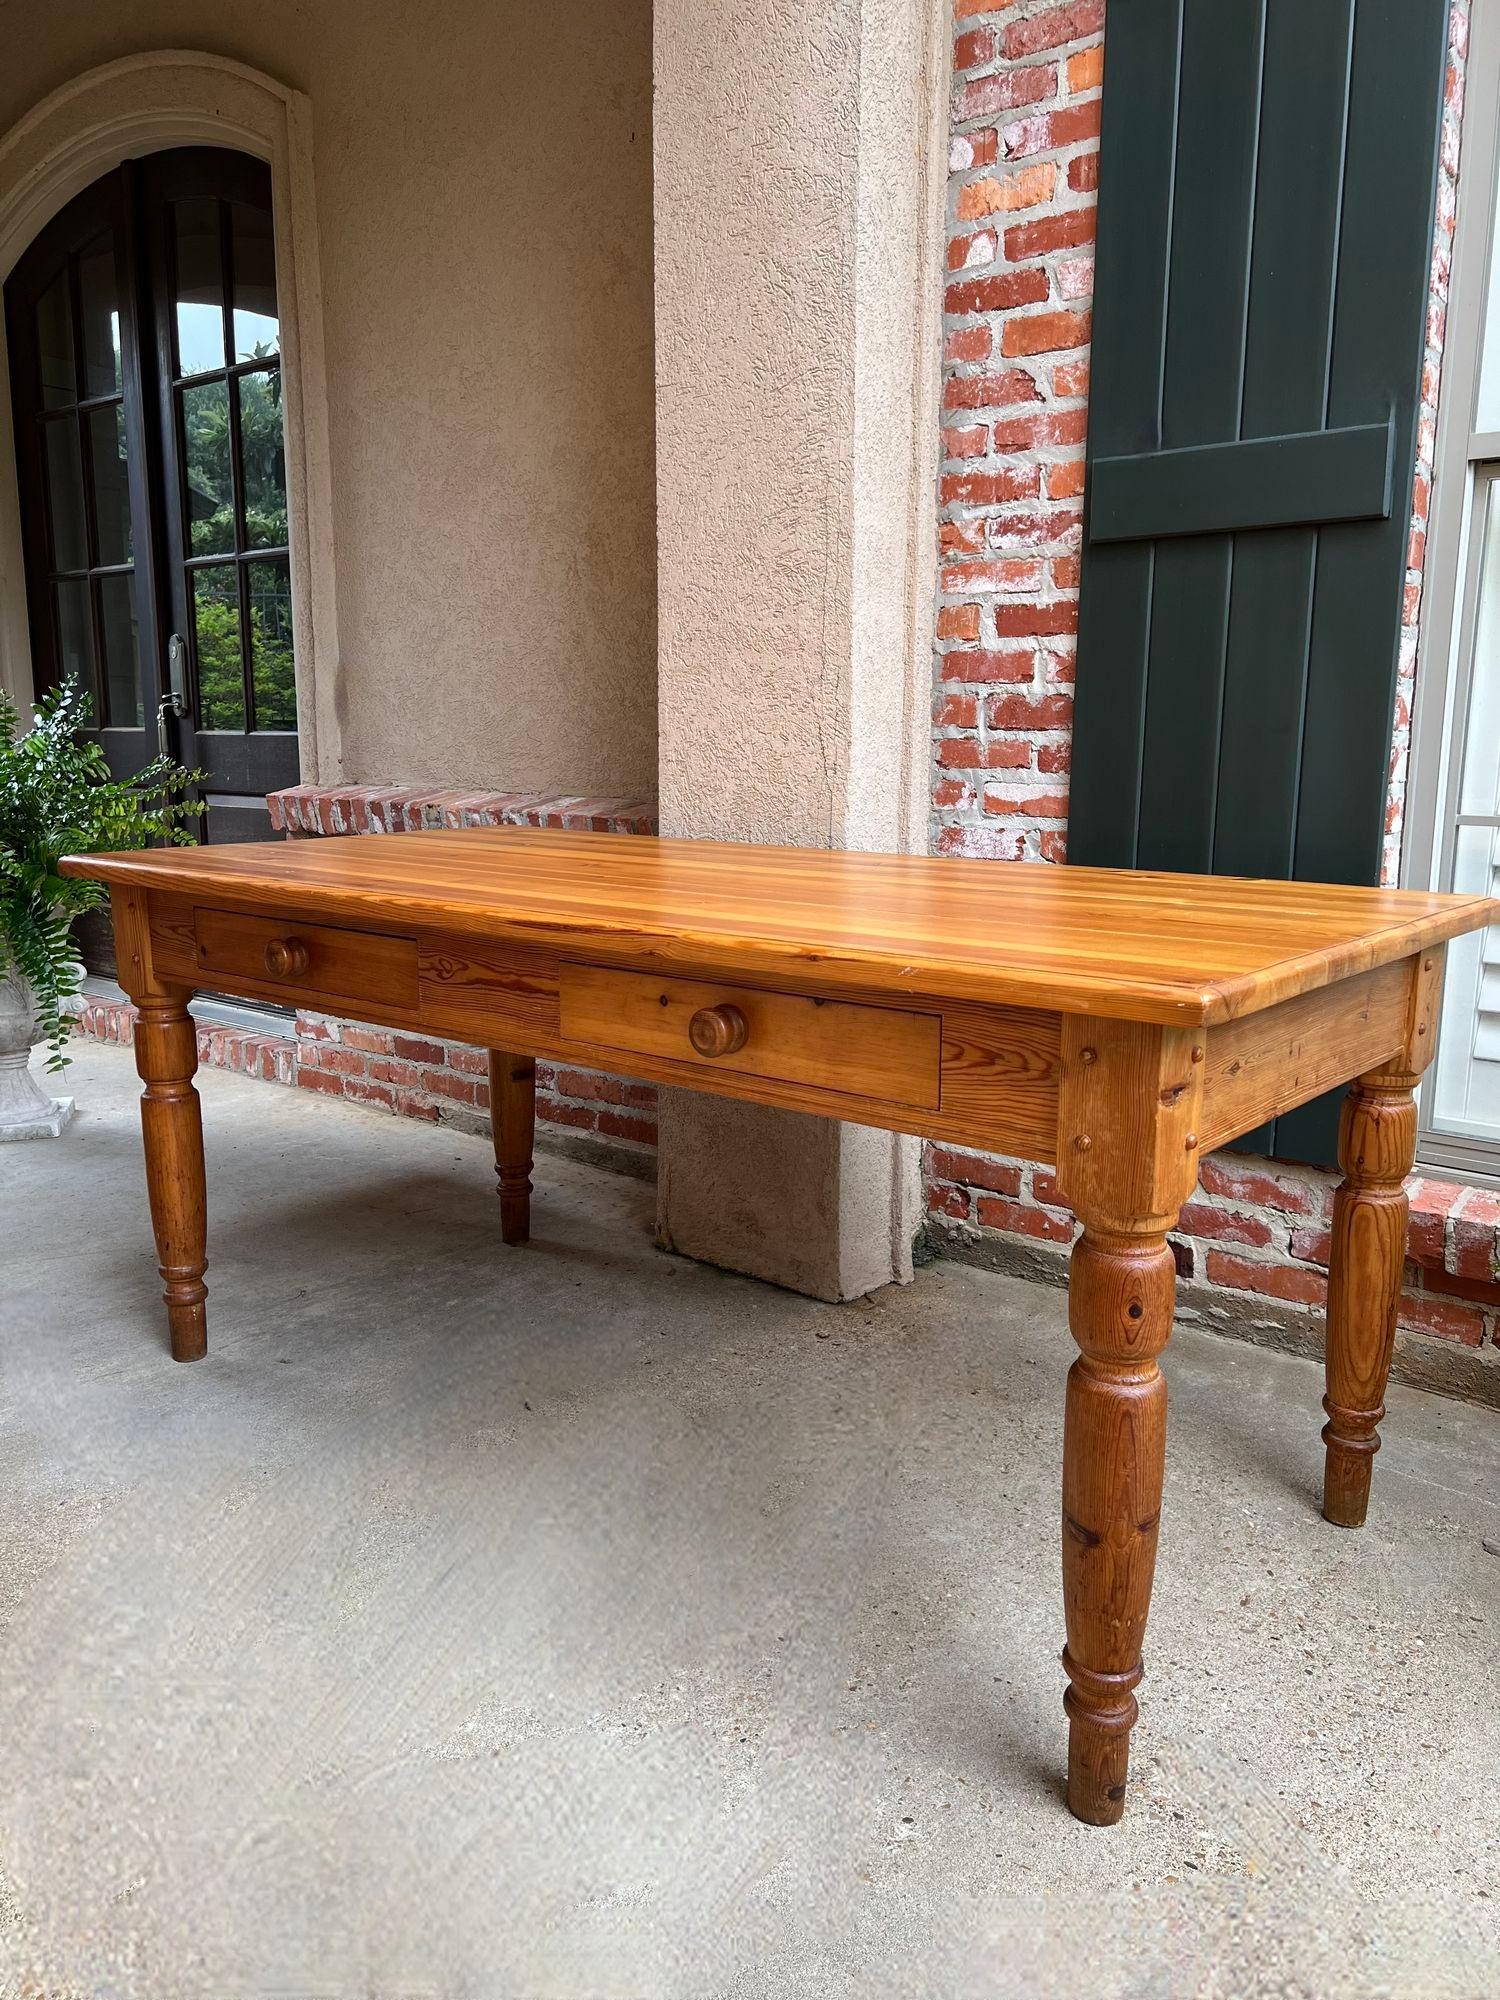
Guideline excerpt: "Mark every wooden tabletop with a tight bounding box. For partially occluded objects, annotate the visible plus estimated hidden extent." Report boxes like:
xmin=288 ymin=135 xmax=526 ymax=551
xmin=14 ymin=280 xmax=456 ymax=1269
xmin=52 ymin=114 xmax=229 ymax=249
xmin=62 ymin=828 xmax=1497 ymax=1026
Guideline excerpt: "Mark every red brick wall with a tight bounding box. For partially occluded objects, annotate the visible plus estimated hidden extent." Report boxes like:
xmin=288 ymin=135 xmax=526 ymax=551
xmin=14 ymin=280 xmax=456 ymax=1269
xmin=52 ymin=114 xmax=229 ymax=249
xmin=926 ymin=1140 xmax=1500 ymax=1353
xmin=935 ymin=0 xmax=1101 ymax=866
xmin=931 ymin=0 xmax=1500 ymax=1381
xmin=295 ymin=1012 xmax=656 ymax=1158
xmin=936 ymin=0 xmax=1468 ymax=876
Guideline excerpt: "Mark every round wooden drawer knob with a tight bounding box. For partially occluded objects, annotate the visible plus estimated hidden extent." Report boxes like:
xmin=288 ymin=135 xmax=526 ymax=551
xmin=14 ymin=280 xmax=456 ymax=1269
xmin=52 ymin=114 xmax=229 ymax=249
xmin=263 ymin=936 xmax=310 ymax=979
xmin=688 ymin=1002 xmax=748 ymax=1058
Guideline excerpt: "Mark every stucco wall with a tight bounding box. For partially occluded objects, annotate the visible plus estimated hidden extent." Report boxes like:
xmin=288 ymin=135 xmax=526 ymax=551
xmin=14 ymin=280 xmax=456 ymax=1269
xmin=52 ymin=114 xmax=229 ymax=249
xmin=0 ymin=0 xmax=657 ymax=796
xmin=652 ymin=0 xmax=948 ymax=1301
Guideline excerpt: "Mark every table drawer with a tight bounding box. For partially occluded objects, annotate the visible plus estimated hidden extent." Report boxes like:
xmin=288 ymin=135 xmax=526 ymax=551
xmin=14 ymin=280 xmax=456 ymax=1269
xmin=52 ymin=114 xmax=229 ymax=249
xmin=193 ymin=907 xmax=419 ymax=1010
xmin=559 ymin=962 xmax=940 ymax=1109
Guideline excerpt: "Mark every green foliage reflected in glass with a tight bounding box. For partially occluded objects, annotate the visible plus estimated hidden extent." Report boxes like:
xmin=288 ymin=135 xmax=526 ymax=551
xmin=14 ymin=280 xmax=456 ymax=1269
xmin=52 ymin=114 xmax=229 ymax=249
xmin=182 ymin=379 xmax=232 ymax=555
xmin=181 ymin=363 xmax=287 ymax=557
xmin=249 ymin=560 xmax=295 ymax=728
xmin=193 ymin=567 xmax=244 ymax=730
xmin=243 ymin=366 xmax=287 ymax=549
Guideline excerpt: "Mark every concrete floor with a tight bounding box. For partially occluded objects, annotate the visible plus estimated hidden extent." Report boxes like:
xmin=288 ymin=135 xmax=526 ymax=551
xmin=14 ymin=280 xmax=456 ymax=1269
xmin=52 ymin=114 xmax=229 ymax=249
xmin=2 ymin=1043 xmax=1499 ymax=2000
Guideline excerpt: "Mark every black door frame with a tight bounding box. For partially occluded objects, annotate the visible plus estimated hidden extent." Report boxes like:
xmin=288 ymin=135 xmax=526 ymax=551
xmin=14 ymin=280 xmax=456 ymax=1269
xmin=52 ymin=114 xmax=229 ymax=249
xmin=141 ymin=148 xmax=298 ymax=821
xmin=5 ymin=147 xmax=300 ymax=836
xmin=4 ymin=162 xmax=167 ymax=786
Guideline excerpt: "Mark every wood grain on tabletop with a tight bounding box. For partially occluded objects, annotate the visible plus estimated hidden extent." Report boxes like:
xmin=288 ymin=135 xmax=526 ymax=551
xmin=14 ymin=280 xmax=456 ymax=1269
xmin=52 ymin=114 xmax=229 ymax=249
xmin=60 ymin=827 xmax=1498 ymax=1027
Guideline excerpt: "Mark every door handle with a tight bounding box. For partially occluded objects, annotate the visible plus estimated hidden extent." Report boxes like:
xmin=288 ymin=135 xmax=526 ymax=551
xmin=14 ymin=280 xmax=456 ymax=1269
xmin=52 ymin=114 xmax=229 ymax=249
xmin=167 ymin=631 xmax=190 ymax=710
xmin=156 ymin=690 xmax=188 ymax=758
xmin=157 ymin=633 xmax=190 ymax=758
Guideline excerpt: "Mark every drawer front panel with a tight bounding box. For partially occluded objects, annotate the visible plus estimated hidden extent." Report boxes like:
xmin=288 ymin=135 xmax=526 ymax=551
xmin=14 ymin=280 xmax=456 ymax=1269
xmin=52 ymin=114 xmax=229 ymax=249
xmin=193 ymin=907 xmax=419 ymax=1010
xmin=559 ymin=962 xmax=940 ymax=1109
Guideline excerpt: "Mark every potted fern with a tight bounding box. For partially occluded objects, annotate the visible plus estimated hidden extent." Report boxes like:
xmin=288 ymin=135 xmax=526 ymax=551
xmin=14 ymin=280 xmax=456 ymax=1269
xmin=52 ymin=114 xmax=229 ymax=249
xmin=1 ymin=680 xmax=199 ymax=1139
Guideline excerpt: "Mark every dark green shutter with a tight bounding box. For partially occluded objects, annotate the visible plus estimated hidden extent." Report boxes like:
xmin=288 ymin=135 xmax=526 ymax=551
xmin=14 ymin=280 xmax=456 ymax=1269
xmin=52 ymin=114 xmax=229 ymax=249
xmin=1068 ymin=0 xmax=1450 ymax=1164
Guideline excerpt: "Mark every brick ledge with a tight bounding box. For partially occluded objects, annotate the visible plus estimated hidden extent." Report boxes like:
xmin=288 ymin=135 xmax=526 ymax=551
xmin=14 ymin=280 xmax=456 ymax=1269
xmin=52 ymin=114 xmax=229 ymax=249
xmin=268 ymin=785 xmax=656 ymax=838
xmin=927 ymin=1216 xmax=1500 ymax=1412
xmin=926 ymin=1143 xmax=1500 ymax=1352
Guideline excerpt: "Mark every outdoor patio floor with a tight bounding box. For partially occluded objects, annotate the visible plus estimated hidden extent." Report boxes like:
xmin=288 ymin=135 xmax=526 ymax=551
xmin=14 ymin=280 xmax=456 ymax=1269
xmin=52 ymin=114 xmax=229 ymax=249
xmin=3 ymin=1041 xmax=1498 ymax=1998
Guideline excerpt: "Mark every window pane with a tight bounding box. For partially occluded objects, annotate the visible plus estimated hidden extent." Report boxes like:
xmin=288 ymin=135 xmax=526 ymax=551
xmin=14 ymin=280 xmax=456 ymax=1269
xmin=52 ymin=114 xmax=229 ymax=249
xmin=53 ymin=578 xmax=95 ymax=700
xmin=1476 ymin=206 xmax=1500 ymax=436
xmin=173 ymin=197 xmax=225 ymax=376
xmin=241 ymin=368 xmax=287 ymax=547
xmin=1458 ymin=480 xmax=1500 ymax=821
xmin=1429 ymin=471 xmax=1500 ymax=1147
xmin=248 ymin=558 xmax=295 ymax=728
xmin=43 ymin=417 xmax=87 ymax=570
xmin=35 ymin=269 xmax=75 ymax=409
xmin=231 ymin=202 xmax=279 ymax=361
xmin=77 ymin=233 xmax=122 ymax=398
xmin=1429 ymin=823 xmax=1500 ymax=1143
xmin=193 ymin=566 xmax=244 ymax=729
xmin=87 ymin=404 xmax=132 ymax=565
xmin=98 ymin=571 xmax=143 ymax=728
xmin=181 ymin=379 xmax=234 ymax=555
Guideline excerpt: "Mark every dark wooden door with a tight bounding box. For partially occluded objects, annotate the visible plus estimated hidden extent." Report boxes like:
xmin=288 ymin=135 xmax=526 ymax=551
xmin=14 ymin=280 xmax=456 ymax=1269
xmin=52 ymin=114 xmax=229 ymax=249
xmin=5 ymin=167 xmax=163 ymax=789
xmin=6 ymin=149 xmax=299 ymax=852
xmin=139 ymin=151 xmax=297 ymax=844
xmin=1066 ymin=0 xmax=1451 ymax=1164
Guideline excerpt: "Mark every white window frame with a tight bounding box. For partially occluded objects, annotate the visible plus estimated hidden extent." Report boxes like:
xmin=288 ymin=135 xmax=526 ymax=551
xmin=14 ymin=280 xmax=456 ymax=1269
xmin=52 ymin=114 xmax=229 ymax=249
xmin=1404 ymin=0 xmax=1500 ymax=1188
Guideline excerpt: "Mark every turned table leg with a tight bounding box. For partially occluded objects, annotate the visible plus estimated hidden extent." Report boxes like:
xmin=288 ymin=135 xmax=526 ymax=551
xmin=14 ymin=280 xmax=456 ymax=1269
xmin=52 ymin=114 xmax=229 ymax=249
xmin=1322 ymin=1062 xmax=1419 ymax=1528
xmin=134 ymin=995 xmax=209 ymax=1362
xmin=1061 ymin=1217 xmax=1175 ymax=1824
xmin=488 ymin=1050 xmax=535 ymax=1245
xmin=1052 ymin=1016 xmax=1202 ymax=1825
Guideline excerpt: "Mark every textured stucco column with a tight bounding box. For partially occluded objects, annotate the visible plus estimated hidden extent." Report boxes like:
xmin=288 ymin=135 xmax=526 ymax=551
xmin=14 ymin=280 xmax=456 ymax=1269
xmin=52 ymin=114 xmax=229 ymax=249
xmin=653 ymin=0 xmax=949 ymax=1300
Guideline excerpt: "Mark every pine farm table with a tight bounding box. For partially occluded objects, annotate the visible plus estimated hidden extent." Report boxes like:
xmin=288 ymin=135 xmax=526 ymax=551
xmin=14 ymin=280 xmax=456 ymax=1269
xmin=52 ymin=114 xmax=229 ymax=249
xmin=60 ymin=829 xmax=1498 ymax=1825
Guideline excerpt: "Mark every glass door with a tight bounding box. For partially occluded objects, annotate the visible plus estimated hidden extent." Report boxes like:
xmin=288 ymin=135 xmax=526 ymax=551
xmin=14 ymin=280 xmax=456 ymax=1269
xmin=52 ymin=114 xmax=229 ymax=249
xmin=141 ymin=150 xmax=297 ymax=843
xmin=5 ymin=167 xmax=162 ymax=785
xmin=5 ymin=148 xmax=300 ymax=847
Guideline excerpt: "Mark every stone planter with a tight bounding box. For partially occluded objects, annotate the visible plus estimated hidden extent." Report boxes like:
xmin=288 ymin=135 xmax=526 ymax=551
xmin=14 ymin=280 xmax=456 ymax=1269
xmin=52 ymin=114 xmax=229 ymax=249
xmin=0 ymin=953 xmax=75 ymax=1140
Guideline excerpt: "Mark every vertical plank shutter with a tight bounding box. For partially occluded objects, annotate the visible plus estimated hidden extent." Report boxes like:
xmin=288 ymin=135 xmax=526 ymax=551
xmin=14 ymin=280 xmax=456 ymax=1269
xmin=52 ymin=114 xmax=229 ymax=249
xmin=1068 ymin=0 xmax=1450 ymax=1163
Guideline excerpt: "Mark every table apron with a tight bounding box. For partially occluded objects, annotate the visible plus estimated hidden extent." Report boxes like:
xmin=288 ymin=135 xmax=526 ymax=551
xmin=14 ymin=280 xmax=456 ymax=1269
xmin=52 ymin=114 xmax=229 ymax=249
xmin=140 ymin=890 xmax=1434 ymax=1167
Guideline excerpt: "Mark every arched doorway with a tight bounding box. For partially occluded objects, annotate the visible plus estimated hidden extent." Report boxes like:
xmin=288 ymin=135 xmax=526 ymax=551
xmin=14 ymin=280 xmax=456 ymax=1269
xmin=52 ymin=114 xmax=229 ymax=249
xmin=5 ymin=147 xmax=298 ymax=843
